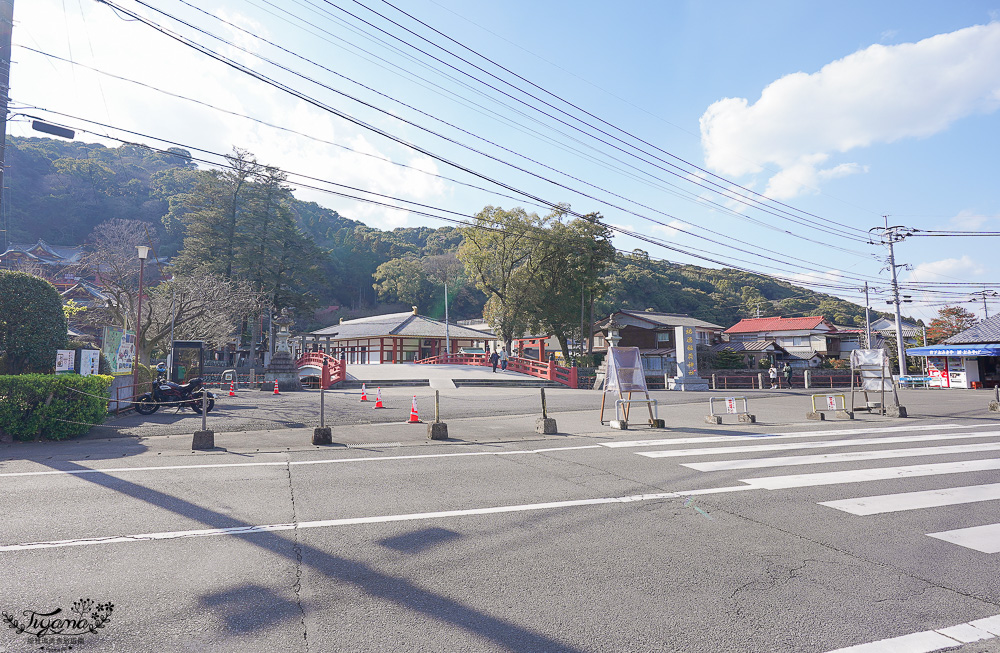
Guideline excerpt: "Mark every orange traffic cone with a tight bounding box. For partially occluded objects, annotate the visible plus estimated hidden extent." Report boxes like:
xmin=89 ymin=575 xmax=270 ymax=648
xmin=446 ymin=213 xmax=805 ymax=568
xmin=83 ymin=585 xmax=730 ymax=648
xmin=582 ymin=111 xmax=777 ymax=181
xmin=408 ymin=395 xmax=421 ymax=423
xmin=373 ymin=387 xmax=385 ymax=409
xmin=360 ymin=383 xmax=368 ymax=402
xmin=228 ymin=382 xmax=236 ymax=397
xmin=273 ymin=379 xmax=280 ymax=395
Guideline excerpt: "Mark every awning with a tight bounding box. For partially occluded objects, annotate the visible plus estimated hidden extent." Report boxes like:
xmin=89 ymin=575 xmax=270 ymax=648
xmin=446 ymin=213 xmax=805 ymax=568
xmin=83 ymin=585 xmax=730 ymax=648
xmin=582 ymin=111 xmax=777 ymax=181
xmin=906 ymin=344 xmax=1000 ymax=357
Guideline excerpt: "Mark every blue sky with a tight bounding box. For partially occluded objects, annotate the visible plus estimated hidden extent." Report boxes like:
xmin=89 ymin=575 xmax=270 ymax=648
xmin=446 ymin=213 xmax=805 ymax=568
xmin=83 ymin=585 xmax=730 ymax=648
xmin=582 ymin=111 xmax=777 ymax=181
xmin=12 ymin=0 xmax=1000 ymax=321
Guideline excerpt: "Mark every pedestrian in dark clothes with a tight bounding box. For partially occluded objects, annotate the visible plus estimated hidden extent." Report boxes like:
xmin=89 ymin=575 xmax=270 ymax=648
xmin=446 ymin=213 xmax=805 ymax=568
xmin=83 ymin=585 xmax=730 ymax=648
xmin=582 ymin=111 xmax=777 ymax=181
xmin=783 ymin=363 xmax=793 ymax=388
xmin=489 ymin=349 xmax=499 ymax=373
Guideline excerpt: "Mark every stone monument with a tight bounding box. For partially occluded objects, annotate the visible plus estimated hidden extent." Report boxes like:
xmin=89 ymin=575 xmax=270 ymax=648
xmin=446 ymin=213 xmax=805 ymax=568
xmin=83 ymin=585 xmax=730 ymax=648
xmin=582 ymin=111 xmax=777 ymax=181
xmin=262 ymin=308 xmax=301 ymax=392
xmin=668 ymin=325 xmax=709 ymax=391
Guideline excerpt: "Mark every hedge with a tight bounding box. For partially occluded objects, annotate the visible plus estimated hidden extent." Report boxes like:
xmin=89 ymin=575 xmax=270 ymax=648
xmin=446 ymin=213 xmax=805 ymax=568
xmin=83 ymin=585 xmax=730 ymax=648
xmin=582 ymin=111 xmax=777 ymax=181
xmin=0 ymin=374 xmax=114 ymax=441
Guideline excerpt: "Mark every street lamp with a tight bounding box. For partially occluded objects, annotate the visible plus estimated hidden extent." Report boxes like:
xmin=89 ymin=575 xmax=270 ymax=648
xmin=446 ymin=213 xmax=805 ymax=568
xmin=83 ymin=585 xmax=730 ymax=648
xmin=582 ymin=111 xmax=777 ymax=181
xmin=134 ymin=246 xmax=151 ymax=380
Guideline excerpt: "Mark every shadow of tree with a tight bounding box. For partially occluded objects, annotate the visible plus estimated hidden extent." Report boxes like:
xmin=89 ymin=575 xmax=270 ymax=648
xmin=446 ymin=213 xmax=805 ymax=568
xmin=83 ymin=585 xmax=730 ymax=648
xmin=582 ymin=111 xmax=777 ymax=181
xmin=39 ymin=460 xmax=587 ymax=653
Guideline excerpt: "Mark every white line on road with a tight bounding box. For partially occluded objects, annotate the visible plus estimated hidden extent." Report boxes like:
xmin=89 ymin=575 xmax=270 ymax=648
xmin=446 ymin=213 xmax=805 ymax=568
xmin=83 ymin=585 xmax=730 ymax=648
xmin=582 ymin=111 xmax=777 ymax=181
xmin=602 ymin=424 xmax=973 ymax=448
xmin=821 ymin=613 xmax=1000 ymax=652
xmin=1 ymin=489 xmax=742 ymax=551
xmin=682 ymin=442 xmax=1000 ymax=471
xmin=819 ymin=483 xmax=1000 ymax=515
xmin=740 ymin=458 xmax=1000 ymax=490
xmin=927 ymin=523 xmax=1000 ymax=554
xmin=638 ymin=430 xmax=1000 ymax=459
xmin=0 ymin=445 xmax=603 ymax=479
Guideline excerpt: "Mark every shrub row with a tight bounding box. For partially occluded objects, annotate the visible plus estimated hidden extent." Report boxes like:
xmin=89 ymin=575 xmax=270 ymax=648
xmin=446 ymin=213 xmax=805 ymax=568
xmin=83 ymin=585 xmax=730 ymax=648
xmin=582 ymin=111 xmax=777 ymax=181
xmin=0 ymin=374 xmax=114 ymax=441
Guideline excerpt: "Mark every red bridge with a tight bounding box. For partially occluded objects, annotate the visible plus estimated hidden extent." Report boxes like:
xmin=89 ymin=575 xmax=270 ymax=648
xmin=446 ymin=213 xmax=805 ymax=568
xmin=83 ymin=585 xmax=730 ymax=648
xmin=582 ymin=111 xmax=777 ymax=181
xmin=295 ymin=352 xmax=347 ymax=389
xmin=414 ymin=352 xmax=578 ymax=388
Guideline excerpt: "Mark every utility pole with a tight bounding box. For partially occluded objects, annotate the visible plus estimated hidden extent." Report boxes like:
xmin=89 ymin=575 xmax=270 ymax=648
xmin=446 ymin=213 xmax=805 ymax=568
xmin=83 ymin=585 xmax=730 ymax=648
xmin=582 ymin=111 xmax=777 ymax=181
xmin=970 ymin=290 xmax=998 ymax=320
xmin=0 ymin=0 xmax=13 ymax=254
xmin=862 ymin=282 xmax=872 ymax=349
xmin=870 ymin=218 xmax=913 ymax=375
xmin=444 ymin=280 xmax=450 ymax=355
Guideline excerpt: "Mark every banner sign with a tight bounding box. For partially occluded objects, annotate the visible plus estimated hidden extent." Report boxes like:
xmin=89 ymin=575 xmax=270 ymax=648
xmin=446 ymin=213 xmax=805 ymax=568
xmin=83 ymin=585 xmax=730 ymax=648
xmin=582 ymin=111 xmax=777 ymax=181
xmin=102 ymin=326 xmax=135 ymax=376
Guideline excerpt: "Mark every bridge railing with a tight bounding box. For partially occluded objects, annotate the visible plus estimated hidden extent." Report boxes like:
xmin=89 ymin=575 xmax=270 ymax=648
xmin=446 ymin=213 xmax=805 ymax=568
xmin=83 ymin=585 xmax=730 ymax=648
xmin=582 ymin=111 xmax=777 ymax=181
xmin=414 ymin=353 xmax=578 ymax=388
xmin=295 ymin=352 xmax=347 ymax=388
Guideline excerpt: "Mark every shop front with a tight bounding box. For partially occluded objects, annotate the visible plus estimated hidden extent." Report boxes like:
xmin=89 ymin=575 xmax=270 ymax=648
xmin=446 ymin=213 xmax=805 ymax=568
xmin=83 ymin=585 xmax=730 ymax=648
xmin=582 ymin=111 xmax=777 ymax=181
xmin=906 ymin=344 xmax=1000 ymax=389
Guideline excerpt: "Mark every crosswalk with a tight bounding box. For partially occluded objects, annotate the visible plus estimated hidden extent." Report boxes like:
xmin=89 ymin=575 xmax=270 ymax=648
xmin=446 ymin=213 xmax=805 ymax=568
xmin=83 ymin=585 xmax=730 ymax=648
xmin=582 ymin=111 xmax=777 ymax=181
xmin=609 ymin=423 xmax=1000 ymax=554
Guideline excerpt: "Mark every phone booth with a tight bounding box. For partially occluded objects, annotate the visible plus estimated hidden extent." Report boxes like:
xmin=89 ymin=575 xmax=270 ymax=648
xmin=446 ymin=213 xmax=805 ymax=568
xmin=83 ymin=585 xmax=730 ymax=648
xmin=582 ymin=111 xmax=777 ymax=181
xmin=171 ymin=340 xmax=205 ymax=383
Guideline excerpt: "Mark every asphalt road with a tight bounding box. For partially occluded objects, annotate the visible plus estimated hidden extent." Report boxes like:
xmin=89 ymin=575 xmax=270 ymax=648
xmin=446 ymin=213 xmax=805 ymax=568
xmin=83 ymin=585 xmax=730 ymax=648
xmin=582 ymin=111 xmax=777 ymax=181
xmin=2 ymin=389 xmax=1000 ymax=652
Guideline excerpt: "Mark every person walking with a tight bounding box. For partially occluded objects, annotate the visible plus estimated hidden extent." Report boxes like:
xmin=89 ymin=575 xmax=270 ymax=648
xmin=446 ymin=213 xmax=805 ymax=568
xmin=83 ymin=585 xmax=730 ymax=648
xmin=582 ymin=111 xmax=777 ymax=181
xmin=768 ymin=365 xmax=778 ymax=389
xmin=782 ymin=363 xmax=793 ymax=389
xmin=489 ymin=349 xmax=500 ymax=373
xmin=499 ymin=348 xmax=509 ymax=371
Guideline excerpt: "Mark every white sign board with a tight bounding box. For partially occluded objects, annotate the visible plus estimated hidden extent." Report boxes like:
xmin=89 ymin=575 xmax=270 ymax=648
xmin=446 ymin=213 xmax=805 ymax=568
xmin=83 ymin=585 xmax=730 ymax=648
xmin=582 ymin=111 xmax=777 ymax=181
xmin=604 ymin=347 xmax=649 ymax=394
xmin=79 ymin=349 xmax=100 ymax=376
xmin=55 ymin=349 xmax=75 ymax=374
xmin=826 ymin=395 xmax=837 ymax=410
xmin=725 ymin=397 xmax=738 ymax=414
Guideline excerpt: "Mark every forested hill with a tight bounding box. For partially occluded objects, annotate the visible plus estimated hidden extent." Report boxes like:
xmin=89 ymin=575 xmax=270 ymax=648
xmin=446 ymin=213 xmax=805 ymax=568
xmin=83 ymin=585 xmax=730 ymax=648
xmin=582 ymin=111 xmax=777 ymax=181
xmin=5 ymin=136 xmax=897 ymax=329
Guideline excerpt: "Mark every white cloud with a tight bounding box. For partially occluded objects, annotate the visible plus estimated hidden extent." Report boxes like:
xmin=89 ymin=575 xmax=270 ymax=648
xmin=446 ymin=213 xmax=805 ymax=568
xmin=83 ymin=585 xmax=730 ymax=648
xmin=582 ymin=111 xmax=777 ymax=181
xmin=907 ymin=255 xmax=986 ymax=282
xmin=700 ymin=22 xmax=1000 ymax=198
xmin=651 ymin=219 xmax=688 ymax=237
xmin=947 ymin=210 xmax=995 ymax=231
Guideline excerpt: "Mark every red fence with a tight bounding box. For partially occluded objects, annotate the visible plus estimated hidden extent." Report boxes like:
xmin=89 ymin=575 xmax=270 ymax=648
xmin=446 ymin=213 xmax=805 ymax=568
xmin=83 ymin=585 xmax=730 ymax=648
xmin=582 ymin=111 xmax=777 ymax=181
xmin=415 ymin=352 xmax=579 ymax=388
xmin=295 ymin=352 xmax=347 ymax=389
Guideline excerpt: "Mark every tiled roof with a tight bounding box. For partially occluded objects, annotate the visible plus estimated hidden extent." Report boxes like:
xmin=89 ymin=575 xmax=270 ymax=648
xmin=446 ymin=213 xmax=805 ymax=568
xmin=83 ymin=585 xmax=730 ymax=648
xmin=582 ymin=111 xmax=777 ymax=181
xmin=599 ymin=310 xmax=724 ymax=331
xmin=310 ymin=311 xmax=493 ymax=340
xmin=943 ymin=315 xmax=1000 ymax=344
xmin=724 ymin=316 xmax=828 ymax=334
xmin=712 ymin=340 xmax=786 ymax=353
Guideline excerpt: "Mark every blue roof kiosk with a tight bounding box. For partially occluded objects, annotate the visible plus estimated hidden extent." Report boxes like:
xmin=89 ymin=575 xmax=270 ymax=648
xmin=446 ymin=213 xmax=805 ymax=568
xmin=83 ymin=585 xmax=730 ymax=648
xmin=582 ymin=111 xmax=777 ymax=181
xmin=906 ymin=344 xmax=1000 ymax=389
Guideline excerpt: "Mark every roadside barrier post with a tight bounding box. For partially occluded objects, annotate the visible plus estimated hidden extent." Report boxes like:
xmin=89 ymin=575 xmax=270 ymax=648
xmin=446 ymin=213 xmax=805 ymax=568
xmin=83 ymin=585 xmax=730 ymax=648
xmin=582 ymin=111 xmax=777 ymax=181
xmin=989 ymin=385 xmax=1000 ymax=413
xmin=706 ymin=396 xmax=755 ymax=425
xmin=807 ymin=393 xmax=853 ymax=420
xmin=804 ymin=369 xmax=812 ymax=389
xmin=428 ymin=390 xmax=449 ymax=440
xmin=536 ymin=387 xmax=557 ymax=434
xmin=192 ymin=388 xmax=214 ymax=450
xmin=711 ymin=374 xmax=717 ymax=390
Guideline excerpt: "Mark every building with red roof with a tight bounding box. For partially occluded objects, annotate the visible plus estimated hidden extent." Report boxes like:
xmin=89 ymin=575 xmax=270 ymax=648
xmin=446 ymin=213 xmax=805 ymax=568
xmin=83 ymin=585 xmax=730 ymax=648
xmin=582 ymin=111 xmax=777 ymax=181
xmin=724 ymin=316 xmax=861 ymax=366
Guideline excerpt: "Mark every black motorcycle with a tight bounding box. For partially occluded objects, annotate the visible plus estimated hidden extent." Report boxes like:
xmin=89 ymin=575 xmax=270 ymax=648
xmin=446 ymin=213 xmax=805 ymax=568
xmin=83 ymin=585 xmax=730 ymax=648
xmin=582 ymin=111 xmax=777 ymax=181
xmin=133 ymin=375 xmax=216 ymax=415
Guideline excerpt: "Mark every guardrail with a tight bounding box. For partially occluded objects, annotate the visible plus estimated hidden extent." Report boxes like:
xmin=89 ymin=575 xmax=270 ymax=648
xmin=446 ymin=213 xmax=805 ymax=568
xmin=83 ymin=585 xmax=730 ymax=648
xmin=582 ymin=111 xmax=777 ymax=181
xmin=415 ymin=352 xmax=579 ymax=388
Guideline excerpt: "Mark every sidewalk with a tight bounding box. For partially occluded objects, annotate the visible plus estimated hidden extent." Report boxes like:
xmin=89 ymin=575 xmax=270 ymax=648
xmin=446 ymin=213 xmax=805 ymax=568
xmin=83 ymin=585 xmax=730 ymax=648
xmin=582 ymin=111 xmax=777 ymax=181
xmin=3 ymin=388 xmax=995 ymax=464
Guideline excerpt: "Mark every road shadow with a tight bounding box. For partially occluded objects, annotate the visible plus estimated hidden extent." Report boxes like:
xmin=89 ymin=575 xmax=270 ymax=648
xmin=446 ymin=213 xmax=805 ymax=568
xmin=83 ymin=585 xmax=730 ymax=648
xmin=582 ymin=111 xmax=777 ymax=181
xmin=33 ymin=459 xmax=588 ymax=653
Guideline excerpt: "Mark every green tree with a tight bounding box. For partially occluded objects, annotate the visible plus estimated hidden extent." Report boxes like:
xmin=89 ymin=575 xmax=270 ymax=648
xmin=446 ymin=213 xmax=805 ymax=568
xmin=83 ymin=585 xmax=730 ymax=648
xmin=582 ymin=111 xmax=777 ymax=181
xmin=926 ymin=305 xmax=979 ymax=344
xmin=0 ymin=272 xmax=68 ymax=374
xmin=458 ymin=206 xmax=549 ymax=348
xmin=172 ymin=148 xmax=262 ymax=279
xmin=526 ymin=213 xmax=615 ymax=358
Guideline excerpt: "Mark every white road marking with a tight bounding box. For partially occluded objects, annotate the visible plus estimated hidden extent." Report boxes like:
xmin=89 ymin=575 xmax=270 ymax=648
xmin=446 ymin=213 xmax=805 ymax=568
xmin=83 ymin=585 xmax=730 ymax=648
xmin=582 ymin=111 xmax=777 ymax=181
xmin=638 ymin=430 xmax=1000 ymax=459
xmin=927 ymin=523 xmax=1000 ymax=554
xmin=821 ymin=614 xmax=1000 ymax=652
xmin=819 ymin=483 xmax=1000 ymax=515
xmin=740 ymin=458 xmax=1000 ymax=490
xmin=603 ymin=424 xmax=972 ymax=448
xmin=0 ymin=445 xmax=603 ymax=479
xmin=682 ymin=442 xmax=1000 ymax=471
xmin=0 ymin=480 xmax=770 ymax=552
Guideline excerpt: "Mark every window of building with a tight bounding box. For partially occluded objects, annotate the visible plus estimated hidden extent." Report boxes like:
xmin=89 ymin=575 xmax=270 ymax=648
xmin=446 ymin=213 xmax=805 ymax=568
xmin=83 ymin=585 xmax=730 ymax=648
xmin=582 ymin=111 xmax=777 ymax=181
xmin=656 ymin=332 xmax=671 ymax=346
